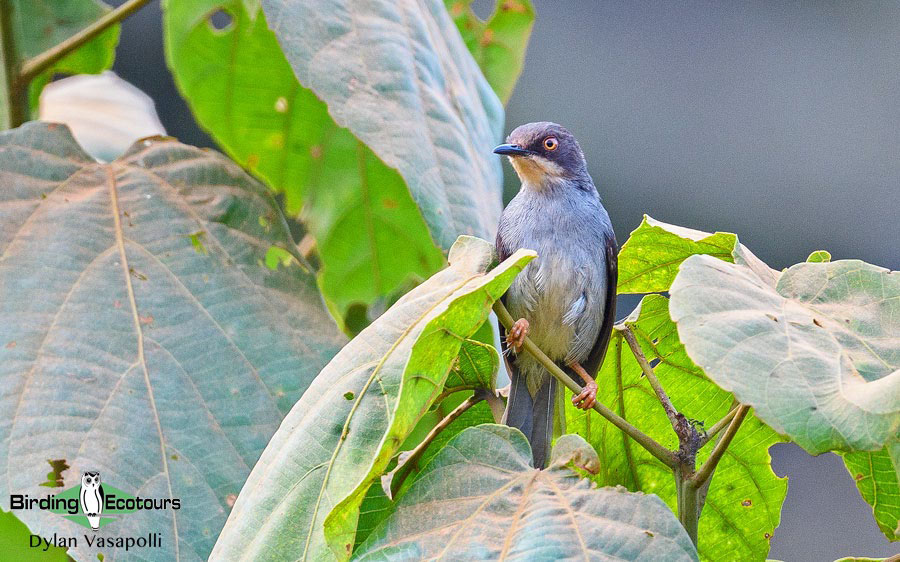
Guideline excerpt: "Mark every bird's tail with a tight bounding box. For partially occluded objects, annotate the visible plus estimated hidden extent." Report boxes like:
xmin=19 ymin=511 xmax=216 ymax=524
xmin=503 ymin=367 xmax=565 ymax=468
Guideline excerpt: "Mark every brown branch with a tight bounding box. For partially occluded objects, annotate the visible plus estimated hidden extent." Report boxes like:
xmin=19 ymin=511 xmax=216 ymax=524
xmin=698 ymin=404 xmax=739 ymax=448
xmin=493 ymin=300 xmax=678 ymax=469
xmin=618 ymin=324 xmax=680 ymax=428
xmin=385 ymin=394 xmax=481 ymax=498
xmin=18 ymin=0 xmax=152 ymax=84
xmin=689 ymin=404 xmax=750 ymax=488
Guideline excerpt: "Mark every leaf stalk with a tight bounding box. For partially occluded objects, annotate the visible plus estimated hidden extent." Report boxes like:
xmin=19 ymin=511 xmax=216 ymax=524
xmin=689 ymin=404 xmax=749 ymax=488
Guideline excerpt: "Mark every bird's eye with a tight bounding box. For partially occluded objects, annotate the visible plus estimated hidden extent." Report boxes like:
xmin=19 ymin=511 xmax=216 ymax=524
xmin=543 ymin=137 xmax=558 ymax=151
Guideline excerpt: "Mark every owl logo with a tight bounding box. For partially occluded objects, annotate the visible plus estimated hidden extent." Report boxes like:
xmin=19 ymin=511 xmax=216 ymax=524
xmin=79 ymin=471 xmax=104 ymax=531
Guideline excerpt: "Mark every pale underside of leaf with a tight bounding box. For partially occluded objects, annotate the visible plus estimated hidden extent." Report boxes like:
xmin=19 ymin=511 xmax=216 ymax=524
xmin=354 ymin=425 xmax=699 ymax=561
xmin=670 ymin=255 xmax=900 ymax=454
xmin=260 ymin=0 xmax=506 ymax=248
xmin=0 ymin=122 xmax=344 ymax=561
xmin=211 ymin=237 xmax=534 ymax=561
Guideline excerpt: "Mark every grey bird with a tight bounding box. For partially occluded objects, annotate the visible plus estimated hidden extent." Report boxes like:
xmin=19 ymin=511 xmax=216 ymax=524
xmin=494 ymin=122 xmax=617 ymax=468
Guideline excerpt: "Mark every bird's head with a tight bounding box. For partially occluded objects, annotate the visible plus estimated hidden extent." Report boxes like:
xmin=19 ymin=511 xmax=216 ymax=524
xmin=493 ymin=122 xmax=589 ymax=189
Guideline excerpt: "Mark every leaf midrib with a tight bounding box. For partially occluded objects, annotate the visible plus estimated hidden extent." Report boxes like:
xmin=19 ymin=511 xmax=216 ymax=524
xmin=106 ymin=165 xmax=181 ymax=561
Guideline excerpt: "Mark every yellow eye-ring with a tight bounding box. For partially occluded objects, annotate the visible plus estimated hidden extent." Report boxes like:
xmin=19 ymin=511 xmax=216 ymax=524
xmin=543 ymin=137 xmax=558 ymax=151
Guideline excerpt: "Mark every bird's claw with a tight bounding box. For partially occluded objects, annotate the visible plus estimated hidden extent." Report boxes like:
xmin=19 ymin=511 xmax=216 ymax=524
xmin=506 ymin=318 xmax=529 ymax=353
xmin=572 ymin=380 xmax=598 ymax=410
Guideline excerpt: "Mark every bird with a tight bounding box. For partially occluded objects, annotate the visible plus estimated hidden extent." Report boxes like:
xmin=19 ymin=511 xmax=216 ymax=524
xmin=494 ymin=122 xmax=617 ymax=468
xmin=80 ymin=471 xmax=104 ymax=531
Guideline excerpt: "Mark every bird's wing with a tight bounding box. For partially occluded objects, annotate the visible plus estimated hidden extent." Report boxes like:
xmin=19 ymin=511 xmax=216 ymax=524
xmin=96 ymin=484 xmax=104 ymax=505
xmin=582 ymin=230 xmax=618 ymax=378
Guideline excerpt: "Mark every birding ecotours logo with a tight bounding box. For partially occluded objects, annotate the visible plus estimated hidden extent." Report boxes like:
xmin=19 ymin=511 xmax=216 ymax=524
xmin=79 ymin=471 xmax=104 ymax=530
xmin=8 ymin=470 xmax=181 ymax=530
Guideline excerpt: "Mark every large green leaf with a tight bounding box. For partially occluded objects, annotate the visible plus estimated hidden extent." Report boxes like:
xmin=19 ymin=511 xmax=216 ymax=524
xmin=566 ymin=294 xmax=787 ymax=561
xmin=260 ymin=0 xmax=505 ymax=249
xmin=670 ymin=256 xmax=900 ymax=454
xmin=0 ymin=122 xmax=345 ymax=560
xmin=210 ymin=237 xmax=535 ymax=561
xmin=841 ymin=440 xmax=900 ymax=541
xmin=162 ymin=0 xmax=445 ymax=322
xmin=445 ymin=0 xmax=535 ymax=104
xmin=617 ymin=215 xmax=738 ymax=293
xmin=354 ymin=425 xmax=699 ymax=560
xmin=7 ymin=0 xmax=120 ymax=123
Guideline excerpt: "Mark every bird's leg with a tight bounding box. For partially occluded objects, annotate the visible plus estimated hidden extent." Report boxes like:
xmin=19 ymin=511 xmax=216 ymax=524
xmin=506 ymin=318 xmax=529 ymax=352
xmin=568 ymin=361 xmax=598 ymax=410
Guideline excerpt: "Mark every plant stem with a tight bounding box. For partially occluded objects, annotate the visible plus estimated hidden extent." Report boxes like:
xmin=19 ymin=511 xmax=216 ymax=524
xmin=689 ymin=404 xmax=749 ymax=487
xmin=386 ymin=393 xmax=481 ymax=498
xmin=18 ymin=0 xmax=152 ymax=85
xmin=675 ymin=467 xmax=700 ymax=547
xmin=432 ymin=385 xmax=477 ymax=406
xmin=0 ymin=0 xmax=23 ymax=129
xmin=493 ymin=300 xmax=678 ymax=469
xmin=618 ymin=325 xmax=680 ymax=430
xmin=697 ymin=404 xmax=739 ymax=448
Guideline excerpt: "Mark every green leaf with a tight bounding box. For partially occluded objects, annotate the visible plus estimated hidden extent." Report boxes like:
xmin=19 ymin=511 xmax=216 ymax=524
xmin=259 ymin=0 xmax=506 ymax=249
xmin=841 ymin=440 xmax=900 ymax=541
xmin=0 ymin=122 xmax=345 ymax=560
xmin=566 ymin=294 xmax=787 ymax=561
xmin=210 ymin=237 xmax=535 ymax=561
xmin=354 ymin=425 xmax=699 ymax=560
xmin=807 ymin=250 xmax=832 ymax=263
xmin=162 ymin=0 xmax=446 ymax=323
xmin=445 ymin=0 xmax=535 ymax=104
xmin=670 ymin=256 xmax=900 ymax=454
xmin=0 ymin=509 xmax=70 ymax=561
xmin=617 ymin=215 xmax=738 ymax=294
xmin=444 ymin=337 xmax=500 ymax=393
xmin=14 ymin=0 xmax=121 ymax=114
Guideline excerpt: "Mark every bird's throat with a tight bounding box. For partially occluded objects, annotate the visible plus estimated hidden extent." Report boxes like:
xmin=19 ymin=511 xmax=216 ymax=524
xmin=510 ymin=156 xmax=565 ymax=190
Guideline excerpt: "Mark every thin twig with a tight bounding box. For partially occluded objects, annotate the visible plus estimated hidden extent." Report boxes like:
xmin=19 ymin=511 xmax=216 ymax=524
xmin=697 ymin=404 xmax=739 ymax=448
xmin=618 ymin=325 xmax=680 ymax=429
xmin=689 ymin=404 xmax=749 ymax=488
xmin=386 ymin=394 xmax=481 ymax=498
xmin=18 ymin=0 xmax=152 ymax=84
xmin=432 ymin=385 xmax=477 ymax=406
xmin=493 ymin=300 xmax=678 ymax=469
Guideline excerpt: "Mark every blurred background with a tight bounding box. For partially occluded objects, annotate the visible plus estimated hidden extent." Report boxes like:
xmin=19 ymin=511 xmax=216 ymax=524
xmin=107 ymin=1 xmax=898 ymax=559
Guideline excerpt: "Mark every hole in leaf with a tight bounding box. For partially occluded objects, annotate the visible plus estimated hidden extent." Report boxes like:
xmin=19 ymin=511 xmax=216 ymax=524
xmin=208 ymin=9 xmax=234 ymax=32
xmin=264 ymin=246 xmax=295 ymax=270
xmin=344 ymin=391 xmax=355 ymax=400
xmin=39 ymin=458 xmax=69 ymax=487
xmin=344 ymin=303 xmax=370 ymax=337
xmin=741 ymin=499 xmax=752 ymax=507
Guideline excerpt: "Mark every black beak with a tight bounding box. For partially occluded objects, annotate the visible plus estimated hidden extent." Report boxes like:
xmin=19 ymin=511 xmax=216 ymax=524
xmin=493 ymin=143 xmax=534 ymax=157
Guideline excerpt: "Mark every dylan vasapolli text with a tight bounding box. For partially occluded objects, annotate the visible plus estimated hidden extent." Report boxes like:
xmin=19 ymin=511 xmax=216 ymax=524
xmin=31 ymin=532 xmax=163 ymax=552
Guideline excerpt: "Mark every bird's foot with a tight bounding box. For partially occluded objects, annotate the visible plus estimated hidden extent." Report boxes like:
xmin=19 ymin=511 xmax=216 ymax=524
xmin=569 ymin=361 xmax=598 ymax=410
xmin=506 ymin=318 xmax=529 ymax=352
